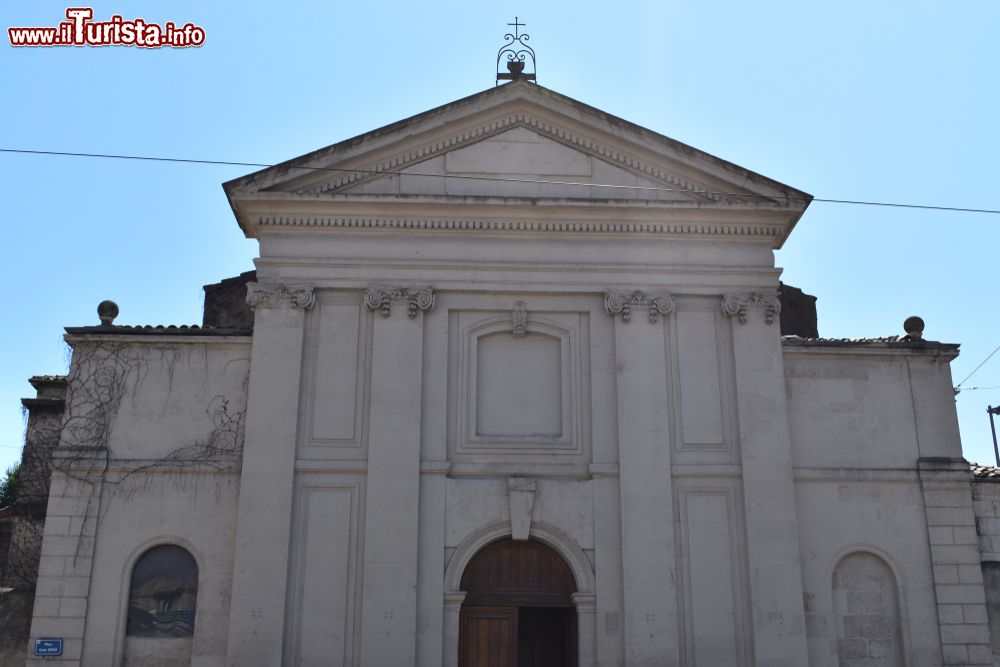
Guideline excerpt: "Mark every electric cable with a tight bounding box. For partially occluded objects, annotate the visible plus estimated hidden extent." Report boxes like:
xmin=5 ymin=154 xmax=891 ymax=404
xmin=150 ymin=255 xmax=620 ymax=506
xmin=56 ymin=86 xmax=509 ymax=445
xmin=2 ymin=148 xmax=999 ymax=215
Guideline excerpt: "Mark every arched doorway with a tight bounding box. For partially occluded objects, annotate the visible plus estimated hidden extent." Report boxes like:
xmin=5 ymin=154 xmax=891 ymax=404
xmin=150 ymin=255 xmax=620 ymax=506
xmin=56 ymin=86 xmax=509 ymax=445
xmin=459 ymin=539 xmax=577 ymax=667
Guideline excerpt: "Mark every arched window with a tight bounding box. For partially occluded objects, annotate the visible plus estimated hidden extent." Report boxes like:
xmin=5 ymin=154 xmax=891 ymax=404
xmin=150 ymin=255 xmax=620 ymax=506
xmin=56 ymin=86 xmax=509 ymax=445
xmin=832 ymin=551 xmax=903 ymax=666
xmin=126 ymin=545 xmax=198 ymax=638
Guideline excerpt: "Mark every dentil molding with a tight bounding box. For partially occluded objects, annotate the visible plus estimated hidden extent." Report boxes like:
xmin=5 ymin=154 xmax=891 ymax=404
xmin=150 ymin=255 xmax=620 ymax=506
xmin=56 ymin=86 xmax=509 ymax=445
xmin=364 ymin=286 xmax=435 ymax=319
xmin=245 ymin=282 xmax=316 ymax=310
xmin=605 ymin=290 xmax=675 ymax=323
xmin=721 ymin=292 xmax=780 ymax=325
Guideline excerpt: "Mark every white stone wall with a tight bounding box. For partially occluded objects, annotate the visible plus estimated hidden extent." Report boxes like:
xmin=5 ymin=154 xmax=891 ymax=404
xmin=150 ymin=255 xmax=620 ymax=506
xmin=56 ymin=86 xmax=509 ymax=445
xmin=787 ymin=349 xmax=990 ymax=666
xmin=27 ymin=338 xmax=249 ymax=667
xmin=972 ymin=481 xmax=1000 ymax=665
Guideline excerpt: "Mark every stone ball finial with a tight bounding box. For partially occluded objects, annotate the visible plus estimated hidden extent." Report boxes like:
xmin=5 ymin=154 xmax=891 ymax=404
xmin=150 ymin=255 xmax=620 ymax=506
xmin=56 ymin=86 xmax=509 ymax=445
xmin=903 ymin=315 xmax=924 ymax=341
xmin=97 ymin=300 xmax=119 ymax=326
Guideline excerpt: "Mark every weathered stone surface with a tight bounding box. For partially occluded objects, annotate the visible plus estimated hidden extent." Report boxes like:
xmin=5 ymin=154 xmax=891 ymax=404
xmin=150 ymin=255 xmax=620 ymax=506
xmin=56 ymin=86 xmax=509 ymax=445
xmin=778 ymin=281 xmax=818 ymax=338
xmin=201 ymin=270 xmax=255 ymax=329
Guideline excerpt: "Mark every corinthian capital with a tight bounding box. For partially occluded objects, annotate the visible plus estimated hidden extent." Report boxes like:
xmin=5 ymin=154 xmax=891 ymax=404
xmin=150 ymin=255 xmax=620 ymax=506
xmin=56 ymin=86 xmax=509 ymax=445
xmin=245 ymin=282 xmax=316 ymax=310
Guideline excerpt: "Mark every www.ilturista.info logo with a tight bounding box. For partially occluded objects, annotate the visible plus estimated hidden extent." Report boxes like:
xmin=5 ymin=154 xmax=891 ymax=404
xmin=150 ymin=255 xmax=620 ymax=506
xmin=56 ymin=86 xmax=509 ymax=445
xmin=8 ymin=8 xmax=205 ymax=48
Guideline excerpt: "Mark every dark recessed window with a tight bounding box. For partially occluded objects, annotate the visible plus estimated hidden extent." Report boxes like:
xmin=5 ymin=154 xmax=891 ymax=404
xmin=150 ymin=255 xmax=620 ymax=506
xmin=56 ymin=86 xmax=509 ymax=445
xmin=126 ymin=545 xmax=198 ymax=638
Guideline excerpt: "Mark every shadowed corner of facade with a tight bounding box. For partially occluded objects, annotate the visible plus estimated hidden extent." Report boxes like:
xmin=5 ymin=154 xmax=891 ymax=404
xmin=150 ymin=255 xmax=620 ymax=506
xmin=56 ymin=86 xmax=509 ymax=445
xmin=0 ymin=375 xmax=67 ymax=665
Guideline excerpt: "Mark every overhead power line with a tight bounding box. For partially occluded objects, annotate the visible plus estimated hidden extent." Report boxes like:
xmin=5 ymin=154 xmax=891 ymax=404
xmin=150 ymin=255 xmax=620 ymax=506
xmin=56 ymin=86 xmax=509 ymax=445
xmin=2 ymin=147 xmax=999 ymax=215
xmin=957 ymin=344 xmax=1000 ymax=390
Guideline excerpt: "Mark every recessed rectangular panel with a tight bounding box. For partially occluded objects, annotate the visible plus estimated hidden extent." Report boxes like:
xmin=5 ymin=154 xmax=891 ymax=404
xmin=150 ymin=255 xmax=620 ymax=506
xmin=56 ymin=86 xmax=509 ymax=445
xmin=312 ymin=303 xmax=361 ymax=441
xmin=686 ymin=493 xmax=740 ymax=666
xmin=445 ymin=128 xmax=592 ymax=176
xmin=676 ymin=310 xmax=724 ymax=445
xmin=475 ymin=332 xmax=562 ymax=438
xmin=294 ymin=487 xmax=354 ymax=664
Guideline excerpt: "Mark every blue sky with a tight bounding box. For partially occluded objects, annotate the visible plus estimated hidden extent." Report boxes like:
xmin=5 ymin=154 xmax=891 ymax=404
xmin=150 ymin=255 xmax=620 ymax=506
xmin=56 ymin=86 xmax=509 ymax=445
xmin=2 ymin=1 xmax=998 ymax=473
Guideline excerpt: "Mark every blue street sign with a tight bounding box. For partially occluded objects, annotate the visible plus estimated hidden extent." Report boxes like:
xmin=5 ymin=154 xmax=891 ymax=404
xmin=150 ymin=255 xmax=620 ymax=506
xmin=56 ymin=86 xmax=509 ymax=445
xmin=34 ymin=638 xmax=63 ymax=656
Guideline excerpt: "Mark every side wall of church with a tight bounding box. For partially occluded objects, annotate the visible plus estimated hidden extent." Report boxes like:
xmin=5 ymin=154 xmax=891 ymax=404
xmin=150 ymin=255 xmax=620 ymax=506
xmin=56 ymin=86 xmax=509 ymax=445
xmin=26 ymin=338 xmax=250 ymax=667
xmin=787 ymin=349 xmax=990 ymax=667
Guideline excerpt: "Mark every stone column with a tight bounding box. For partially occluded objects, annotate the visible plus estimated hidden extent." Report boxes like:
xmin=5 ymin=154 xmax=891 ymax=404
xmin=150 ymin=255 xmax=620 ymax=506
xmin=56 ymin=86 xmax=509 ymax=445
xmin=226 ymin=282 xmax=313 ymax=666
xmin=919 ymin=458 xmax=992 ymax=666
xmin=359 ymin=287 xmax=433 ymax=666
xmin=606 ymin=290 xmax=681 ymax=665
xmin=591 ymin=466 xmax=625 ymax=665
xmin=416 ymin=461 xmax=449 ymax=667
xmin=723 ymin=293 xmax=810 ymax=665
xmin=572 ymin=592 xmax=598 ymax=667
xmin=442 ymin=592 xmax=466 ymax=667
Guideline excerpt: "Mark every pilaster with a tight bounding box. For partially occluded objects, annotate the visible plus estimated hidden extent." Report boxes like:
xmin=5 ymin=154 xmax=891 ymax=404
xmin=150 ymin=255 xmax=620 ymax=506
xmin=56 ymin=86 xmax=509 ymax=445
xmin=919 ymin=458 xmax=992 ymax=666
xmin=416 ymin=461 xmax=448 ymax=667
xmin=359 ymin=286 xmax=430 ymax=666
xmin=442 ymin=592 xmax=466 ymax=667
xmin=608 ymin=290 xmax=681 ymax=665
xmin=724 ymin=292 xmax=810 ymax=665
xmin=226 ymin=282 xmax=312 ymax=666
xmin=26 ymin=453 xmax=103 ymax=667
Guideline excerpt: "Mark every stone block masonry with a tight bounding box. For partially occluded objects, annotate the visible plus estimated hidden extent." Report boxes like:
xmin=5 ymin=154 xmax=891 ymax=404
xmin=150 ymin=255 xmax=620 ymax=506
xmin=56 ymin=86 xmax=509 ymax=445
xmin=919 ymin=458 xmax=992 ymax=666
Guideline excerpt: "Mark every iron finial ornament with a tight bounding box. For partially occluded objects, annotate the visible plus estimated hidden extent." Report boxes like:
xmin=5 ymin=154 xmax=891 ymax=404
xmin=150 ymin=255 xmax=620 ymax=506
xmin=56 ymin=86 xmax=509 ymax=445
xmin=496 ymin=16 xmax=536 ymax=85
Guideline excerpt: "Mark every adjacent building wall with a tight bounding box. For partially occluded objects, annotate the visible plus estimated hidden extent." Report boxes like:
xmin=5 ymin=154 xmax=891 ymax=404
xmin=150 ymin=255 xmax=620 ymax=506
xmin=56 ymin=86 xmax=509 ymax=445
xmin=0 ymin=377 xmax=66 ymax=667
xmin=25 ymin=336 xmax=250 ymax=667
xmin=787 ymin=345 xmax=991 ymax=666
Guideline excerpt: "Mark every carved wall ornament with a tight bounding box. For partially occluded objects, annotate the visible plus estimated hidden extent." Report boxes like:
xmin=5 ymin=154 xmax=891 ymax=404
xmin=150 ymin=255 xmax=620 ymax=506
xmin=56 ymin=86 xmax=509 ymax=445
xmin=721 ymin=294 xmax=749 ymax=324
xmin=605 ymin=290 xmax=675 ymax=323
xmin=721 ymin=292 xmax=781 ymax=325
xmin=364 ymin=286 xmax=435 ymax=319
xmin=245 ymin=282 xmax=316 ymax=310
xmin=512 ymin=301 xmax=528 ymax=337
xmin=508 ymin=478 xmax=537 ymax=541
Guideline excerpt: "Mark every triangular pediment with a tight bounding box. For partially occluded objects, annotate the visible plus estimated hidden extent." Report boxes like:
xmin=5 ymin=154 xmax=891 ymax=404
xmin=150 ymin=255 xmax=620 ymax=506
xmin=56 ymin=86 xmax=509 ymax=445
xmin=324 ymin=126 xmax=710 ymax=202
xmin=225 ymin=81 xmax=811 ymax=243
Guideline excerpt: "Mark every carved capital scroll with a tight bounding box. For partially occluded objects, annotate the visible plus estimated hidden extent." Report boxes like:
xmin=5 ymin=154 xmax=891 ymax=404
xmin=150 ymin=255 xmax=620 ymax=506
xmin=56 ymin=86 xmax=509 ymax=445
xmin=721 ymin=292 xmax=780 ymax=325
xmin=364 ymin=286 xmax=435 ymax=319
xmin=245 ymin=282 xmax=315 ymax=310
xmin=605 ymin=290 xmax=675 ymax=323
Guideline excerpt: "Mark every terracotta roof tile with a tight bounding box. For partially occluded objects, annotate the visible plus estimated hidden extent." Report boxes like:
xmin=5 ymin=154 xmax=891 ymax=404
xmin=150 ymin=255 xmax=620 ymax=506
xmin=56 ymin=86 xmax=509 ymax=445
xmin=64 ymin=324 xmax=251 ymax=336
xmin=971 ymin=462 xmax=1000 ymax=479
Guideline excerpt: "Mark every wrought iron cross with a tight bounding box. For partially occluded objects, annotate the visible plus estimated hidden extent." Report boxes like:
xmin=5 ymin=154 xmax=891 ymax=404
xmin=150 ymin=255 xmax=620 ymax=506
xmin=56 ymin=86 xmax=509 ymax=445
xmin=507 ymin=17 xmax=525 ymax=39
xmin=496 ymin=17 xmax=536 ymax=85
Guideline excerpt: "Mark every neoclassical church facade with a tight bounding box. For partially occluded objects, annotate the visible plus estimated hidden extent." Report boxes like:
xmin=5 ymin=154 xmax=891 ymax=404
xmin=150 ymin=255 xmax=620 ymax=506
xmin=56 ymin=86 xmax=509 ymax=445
xmin=12 ymin=79 xmax=1000 ymax=666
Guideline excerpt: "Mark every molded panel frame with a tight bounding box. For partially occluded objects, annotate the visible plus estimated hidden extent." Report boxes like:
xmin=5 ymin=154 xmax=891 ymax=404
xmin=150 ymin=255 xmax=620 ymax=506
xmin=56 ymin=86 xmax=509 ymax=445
xmin=297 ymin=290 xmax=373 ymax=459
xmin=446 ymin=296 xmax=592 ymax=468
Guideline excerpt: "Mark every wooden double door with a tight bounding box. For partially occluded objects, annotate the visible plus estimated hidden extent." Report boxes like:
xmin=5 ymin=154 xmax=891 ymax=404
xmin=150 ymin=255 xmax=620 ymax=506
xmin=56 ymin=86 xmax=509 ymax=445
xmin=458 ymin=540 xmax=578 ymax=667
xmin=460 ymin=605 xmax=576 ymax=667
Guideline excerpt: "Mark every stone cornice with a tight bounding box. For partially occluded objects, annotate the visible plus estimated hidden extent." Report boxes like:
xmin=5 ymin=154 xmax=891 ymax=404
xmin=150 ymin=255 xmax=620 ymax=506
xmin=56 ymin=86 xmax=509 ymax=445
xmin=252 ymin=214 xmax=787 ymax=240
